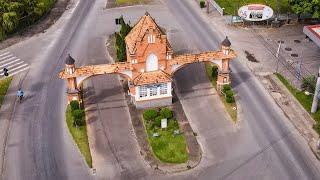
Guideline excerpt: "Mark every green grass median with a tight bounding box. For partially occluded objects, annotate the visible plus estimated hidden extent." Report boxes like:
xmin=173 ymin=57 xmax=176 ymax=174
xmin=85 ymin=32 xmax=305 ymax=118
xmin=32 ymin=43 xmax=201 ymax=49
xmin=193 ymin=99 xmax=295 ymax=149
xmin=66 ymin=104 xmax=92 ymax=168
xmin=143 ymin=108 xmax=188 ymax=164
xmin=0 ymin=77 xmax=13 ymax=109
xmin=275 ymin=73 xmax=320 ymax=134
xmin=205 ymin=63 xmax=237 ymax=122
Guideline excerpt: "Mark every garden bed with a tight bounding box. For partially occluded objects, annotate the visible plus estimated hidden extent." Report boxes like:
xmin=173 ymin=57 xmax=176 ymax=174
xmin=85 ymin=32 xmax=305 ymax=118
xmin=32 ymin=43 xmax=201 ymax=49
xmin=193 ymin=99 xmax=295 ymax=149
xmin=142 ymin=108 xmax=188 ymax=164
xmin=205 ymin=63 xmax=237 ymax=122
xmin=65 ymin=101 xmax=92 ymax=167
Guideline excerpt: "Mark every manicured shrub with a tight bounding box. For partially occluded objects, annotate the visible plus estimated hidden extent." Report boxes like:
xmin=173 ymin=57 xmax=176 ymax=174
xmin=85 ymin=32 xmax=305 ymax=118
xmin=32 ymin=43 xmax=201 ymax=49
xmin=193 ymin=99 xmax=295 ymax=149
xmin=70 ymin=100 xmax=80 ymax=111
xmin=72 ymin=109 xmax=85 ymax=126
xmin=160 ymin=108 xmax=173 ymax=119
xmin=222 ymin=84 xmax=231 ymax=94
xmin=154 ymin=116 xmax=164 ymax=127
xmin=225 ymin=90 xmax=235 ymax=103
xmin=211 ymin=66 xmax=218 ymax=80
xmin=200 ymin=1 xmax=206 ymax=8
xmin=226 ymin=96 xmax=234 ymax=103
xmin=143 ymin=109 xmax=158 ymax=121
xmin=301 ymin=75 xmax=316 ymax=93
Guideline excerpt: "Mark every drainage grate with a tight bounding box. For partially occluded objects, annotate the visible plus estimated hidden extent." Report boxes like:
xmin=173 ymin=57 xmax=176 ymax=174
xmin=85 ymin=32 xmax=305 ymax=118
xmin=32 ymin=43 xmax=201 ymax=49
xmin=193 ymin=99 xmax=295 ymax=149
xmin=285 ymin=47 xmax=292 ymax=51
xmin=294 ymin=40 xmax=301 ymax=43
xmin=291 ymin=53 xmax=299 ymax=57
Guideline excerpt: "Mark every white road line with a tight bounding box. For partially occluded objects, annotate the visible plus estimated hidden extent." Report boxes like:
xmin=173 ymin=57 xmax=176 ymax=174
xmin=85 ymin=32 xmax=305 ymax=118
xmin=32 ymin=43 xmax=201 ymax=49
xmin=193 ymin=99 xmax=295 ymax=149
xmin=0 ymin=58 xmax=21 ymax=67
xmin=0 ymin=61 xmax=24 ymax=69
xmin=0 ymin=54 xmax=14 ymax=61
xmin=0 ymin=52 xmax=10 ymax=57
xmin=0 ymin=64 xmax=28 ymax=75
xmin=0 ymin=66 xmax=30 ymax=77
xmin=0 ymin=57 xmax=18 ymax=65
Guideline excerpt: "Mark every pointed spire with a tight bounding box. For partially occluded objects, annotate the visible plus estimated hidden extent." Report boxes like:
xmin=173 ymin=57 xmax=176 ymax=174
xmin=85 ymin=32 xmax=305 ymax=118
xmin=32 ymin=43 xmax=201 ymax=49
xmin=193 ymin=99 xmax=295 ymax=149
xmin=221 ymin=36 xmax=231 ymax=47
xmin=65 ymin=54 xmax=75 ymax=65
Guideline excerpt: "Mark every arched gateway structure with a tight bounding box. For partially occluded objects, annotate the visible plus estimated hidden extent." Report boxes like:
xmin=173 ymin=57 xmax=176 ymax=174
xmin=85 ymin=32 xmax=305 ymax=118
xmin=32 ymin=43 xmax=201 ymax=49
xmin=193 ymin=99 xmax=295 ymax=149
xmin=59 ymin=12 xmax=236 ymax=108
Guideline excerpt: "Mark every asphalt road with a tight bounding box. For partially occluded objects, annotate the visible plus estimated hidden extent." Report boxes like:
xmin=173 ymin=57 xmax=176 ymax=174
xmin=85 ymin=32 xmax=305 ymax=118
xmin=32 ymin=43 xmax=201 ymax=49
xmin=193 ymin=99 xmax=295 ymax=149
xmin=1 ymin=0 xmax=320 ymax=179
xmin=1 ymin=0 xmax=96 ymax=179
xmin=164 ymin=0 xmax=320 ymax=179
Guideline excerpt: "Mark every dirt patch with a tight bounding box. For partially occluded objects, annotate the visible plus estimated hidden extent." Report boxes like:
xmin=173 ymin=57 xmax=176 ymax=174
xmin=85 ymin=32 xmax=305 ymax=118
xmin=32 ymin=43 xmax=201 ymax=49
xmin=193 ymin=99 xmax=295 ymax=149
xmin=244 ymin=50 xmax=259 ymax=63
xmin=0 ymin=0 xmax=70 ymax=50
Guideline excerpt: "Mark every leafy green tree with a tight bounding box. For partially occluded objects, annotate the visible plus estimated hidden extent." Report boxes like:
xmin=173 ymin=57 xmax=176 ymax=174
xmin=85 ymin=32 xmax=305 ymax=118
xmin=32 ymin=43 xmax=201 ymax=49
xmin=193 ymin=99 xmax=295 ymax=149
xmin=289 ymin=0 xmax=320 ymax=18
xmin=2 ymin=12 xmax=18 ymax=33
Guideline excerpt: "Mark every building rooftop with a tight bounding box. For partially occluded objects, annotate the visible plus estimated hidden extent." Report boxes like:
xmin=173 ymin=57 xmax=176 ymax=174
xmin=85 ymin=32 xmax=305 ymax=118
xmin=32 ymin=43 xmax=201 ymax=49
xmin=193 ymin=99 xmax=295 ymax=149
xmin=125 ymin=12 xmax=172 ymax=54
xmin=132 ymin=70 xmax=172 ymax=86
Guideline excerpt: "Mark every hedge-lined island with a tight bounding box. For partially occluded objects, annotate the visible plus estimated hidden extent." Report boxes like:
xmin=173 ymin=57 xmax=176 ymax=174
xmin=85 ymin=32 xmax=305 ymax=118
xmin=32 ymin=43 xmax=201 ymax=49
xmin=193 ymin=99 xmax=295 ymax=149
xmin=142 ymin=107 xmax=188 ymax=164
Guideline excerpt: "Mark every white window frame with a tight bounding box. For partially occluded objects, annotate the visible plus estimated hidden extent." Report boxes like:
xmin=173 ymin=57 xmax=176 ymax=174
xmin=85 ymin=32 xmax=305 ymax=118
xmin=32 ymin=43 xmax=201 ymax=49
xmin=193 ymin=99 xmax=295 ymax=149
xmin=148 ymin=35 xmax=155 ymax=44
xmin=149 ymin=85 xmax=158 ymax=96
xmin=139 ymin=86 xmax=147 ymax=98
xmin=159 ymin=83 xmax=167 ymax=95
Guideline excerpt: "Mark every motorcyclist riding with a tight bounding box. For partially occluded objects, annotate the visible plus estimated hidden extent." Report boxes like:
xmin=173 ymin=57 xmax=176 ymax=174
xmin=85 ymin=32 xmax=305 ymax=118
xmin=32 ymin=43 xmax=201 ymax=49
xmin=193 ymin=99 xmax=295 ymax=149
xmin=16 ymin=88 xmax=24 ymax=103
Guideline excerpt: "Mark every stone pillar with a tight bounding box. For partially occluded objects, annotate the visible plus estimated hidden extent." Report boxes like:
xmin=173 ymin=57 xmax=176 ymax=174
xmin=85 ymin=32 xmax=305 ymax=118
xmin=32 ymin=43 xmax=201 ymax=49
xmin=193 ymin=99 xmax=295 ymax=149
xmin=217 ymin=37 xmax=232 ymax=91
xmin=65 ymin=55 xmax=80 ymax=103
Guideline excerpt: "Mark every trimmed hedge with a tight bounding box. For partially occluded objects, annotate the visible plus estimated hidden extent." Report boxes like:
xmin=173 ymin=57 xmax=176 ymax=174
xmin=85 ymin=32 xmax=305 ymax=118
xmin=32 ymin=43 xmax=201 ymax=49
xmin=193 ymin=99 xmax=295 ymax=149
xmin=160 ymin=107 xmax=173 ymax=119
xmin=143 ymin=109 xmax=158 ymax=121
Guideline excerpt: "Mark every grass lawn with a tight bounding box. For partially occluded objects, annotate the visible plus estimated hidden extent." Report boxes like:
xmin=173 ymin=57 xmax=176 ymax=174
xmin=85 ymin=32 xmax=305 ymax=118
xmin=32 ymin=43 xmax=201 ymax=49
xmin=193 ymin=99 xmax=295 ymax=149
xmin=275 ymin=73 xmax=320 ymax=134
xmin=214 ymin=0 xmax=290 ymax=15
xmin=143 ymin=109 xmax=188 ymax=164
xmin=205 ymin=63 xmax=237 ymax=122
xmin=116 ymin=0 xmax=150 ymax=5
xmin=66 ymin=105 xmax=92 ymax=167
xmin=0 ymin=77 xmax=13 ymax=109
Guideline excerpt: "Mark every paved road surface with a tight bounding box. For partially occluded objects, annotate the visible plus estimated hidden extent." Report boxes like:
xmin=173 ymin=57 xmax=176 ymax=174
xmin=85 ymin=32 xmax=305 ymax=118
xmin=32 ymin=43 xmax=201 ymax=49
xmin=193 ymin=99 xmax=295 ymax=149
xmin=1 ymin=0 xmax=320 ymax=179
xmin=164 ymin=0 xmax=320 ymax=179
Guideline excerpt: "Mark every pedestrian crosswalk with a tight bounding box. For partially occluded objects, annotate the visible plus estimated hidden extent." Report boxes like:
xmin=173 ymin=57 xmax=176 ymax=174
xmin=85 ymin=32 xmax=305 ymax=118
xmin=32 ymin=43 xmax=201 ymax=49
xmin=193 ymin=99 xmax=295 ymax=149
xmin=0 ymin=52 xmax=29 ymax=79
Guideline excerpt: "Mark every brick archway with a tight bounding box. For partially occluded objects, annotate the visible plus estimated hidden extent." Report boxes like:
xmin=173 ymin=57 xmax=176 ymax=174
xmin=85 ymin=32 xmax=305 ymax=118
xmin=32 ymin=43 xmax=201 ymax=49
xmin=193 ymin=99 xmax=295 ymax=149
xmin=59 ymin=13 xmax=236 ymax=108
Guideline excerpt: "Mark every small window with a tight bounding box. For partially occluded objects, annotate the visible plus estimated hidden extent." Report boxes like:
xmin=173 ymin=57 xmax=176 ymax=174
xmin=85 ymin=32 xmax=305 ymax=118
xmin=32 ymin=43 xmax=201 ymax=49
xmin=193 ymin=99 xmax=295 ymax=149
xmin=149 ymin=85 xmax=158 ymax=96
xmin=148 ymin=35 xmax=155 ymax=44
xmin=160 ymin=83 xmax=167 ymax=95
xmin=139 ymin=86 xmax=147 ymax=98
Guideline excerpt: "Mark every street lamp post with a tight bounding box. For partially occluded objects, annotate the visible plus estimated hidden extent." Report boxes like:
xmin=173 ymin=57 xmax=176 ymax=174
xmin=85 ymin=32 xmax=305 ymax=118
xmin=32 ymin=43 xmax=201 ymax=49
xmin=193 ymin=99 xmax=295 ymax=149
xmin=206 ymin=0 xmax=209 ymax=14
xmin=311 ymin=67 xmax=320 ymax=113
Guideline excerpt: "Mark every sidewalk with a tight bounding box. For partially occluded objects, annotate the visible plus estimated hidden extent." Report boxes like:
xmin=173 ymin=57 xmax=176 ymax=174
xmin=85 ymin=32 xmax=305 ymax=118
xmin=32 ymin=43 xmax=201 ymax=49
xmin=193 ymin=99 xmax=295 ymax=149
xmin=197 ymin=4 xmax=320 ymax=159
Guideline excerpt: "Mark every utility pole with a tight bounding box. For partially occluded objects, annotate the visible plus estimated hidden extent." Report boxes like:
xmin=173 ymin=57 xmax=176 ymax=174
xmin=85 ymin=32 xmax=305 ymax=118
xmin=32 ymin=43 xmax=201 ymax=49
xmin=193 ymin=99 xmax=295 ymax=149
xmin=311 ymin=67 xmax=320 ymax=113
xmin=207 ymin=0 xmax=209 ymax=14
xmin=275 ymin=41 xmax=282 ymax=73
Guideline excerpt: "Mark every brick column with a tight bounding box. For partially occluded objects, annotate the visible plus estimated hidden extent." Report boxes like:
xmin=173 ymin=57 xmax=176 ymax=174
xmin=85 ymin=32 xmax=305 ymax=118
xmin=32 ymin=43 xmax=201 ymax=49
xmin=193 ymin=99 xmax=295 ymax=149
xmin=65 ymin=55 xmax=80 ymax=103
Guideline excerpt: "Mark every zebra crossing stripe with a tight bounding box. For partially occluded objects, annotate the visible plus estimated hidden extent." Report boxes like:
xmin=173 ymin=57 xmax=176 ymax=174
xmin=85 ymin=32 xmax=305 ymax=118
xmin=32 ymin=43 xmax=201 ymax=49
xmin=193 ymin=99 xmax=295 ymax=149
xmin=0 ymin=61 xmax=24 ymax=69
xmin=0 ymin=55 xmax=14 ymax=61
xmin=0 ymin=64 xmax=28 ymax=76
xmin=0 ymin=52 xmax=10 ymax=57
xmin=0 ymin=52 xmax=29 ymax=78
xmin=0 ymin=58 xmax=21 ymax=67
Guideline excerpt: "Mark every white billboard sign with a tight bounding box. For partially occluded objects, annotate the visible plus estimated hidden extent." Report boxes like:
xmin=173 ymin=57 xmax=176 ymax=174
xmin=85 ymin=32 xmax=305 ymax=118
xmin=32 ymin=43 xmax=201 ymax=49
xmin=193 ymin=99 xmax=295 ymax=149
xmin=238 ymin=4 xmax=273 ymax=21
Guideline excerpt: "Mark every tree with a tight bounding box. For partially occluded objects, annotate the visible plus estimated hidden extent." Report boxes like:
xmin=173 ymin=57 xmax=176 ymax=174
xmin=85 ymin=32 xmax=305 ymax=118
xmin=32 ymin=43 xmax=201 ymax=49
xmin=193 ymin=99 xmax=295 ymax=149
xmin=2 ymin=12 xmax=18 ymax=33
xmin=289 ymin=0 xmax=320 ymax=18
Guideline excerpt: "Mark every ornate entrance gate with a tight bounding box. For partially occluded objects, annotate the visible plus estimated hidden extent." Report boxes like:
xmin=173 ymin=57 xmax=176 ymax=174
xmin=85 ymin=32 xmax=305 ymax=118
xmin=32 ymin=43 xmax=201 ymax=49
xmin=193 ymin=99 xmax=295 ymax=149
xmin=59 ymin=12 xmax=236 ymax=108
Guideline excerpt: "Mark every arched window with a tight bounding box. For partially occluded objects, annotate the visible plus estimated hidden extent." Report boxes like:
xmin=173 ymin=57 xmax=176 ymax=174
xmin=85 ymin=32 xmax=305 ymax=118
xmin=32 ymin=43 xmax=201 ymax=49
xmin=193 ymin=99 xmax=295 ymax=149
xmin=146 ymin=53 xmax=158 ymax=72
